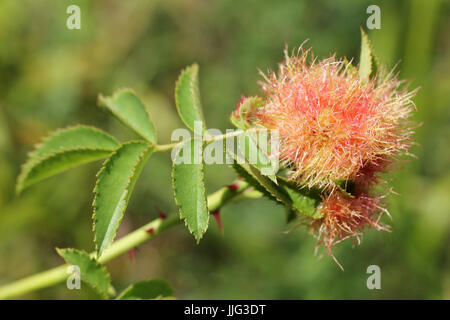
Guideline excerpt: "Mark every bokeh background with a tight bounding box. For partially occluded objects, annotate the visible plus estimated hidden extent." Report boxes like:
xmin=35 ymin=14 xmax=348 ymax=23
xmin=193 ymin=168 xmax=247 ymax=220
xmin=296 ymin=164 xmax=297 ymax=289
xmin=0 ymin=0 xmax=449 ymax=299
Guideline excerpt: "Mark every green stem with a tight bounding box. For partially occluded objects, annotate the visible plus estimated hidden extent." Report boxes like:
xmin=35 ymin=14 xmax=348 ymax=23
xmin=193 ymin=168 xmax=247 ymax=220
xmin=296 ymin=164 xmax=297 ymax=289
xmin=0 ymin=180 xmax=253 ymax=300
xmin=154 ymin=142 xmax=179 ymax=152
xmin=204 ymin=130 xmax=244 ymax=144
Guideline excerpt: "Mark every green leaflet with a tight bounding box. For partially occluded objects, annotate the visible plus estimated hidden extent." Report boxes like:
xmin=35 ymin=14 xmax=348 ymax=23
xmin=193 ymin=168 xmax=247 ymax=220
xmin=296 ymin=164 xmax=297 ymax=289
xmin=17 ymin=126 xmax=120 ymax=193
xmin=175 ymin=64 xmax=206 ymax=133
xmin=18 ymin=149 xmax=113 ymax=194
xmin=279 ymin=180 xmax=322 ymax=219
xmin=359 ymin=28 xmax=384 ymax=81
xmin=335 ymin=180 xmax=356 ymax=199
xmin=56 ymin=248 xmax=111 ymax=299
xmin=172 ymin=138 xmax=209 ymax=243
xmin=29 ymin=125 xmax=119 ymax=160
xmin=237 ymin=129 xmax=277 ymax=183
xmin=98 ymin=89 xmax=157 ymax=144
xmin=117 ymin=279 xmax=173 ymax=300
xmin=359 ymin=28 xmax=372 ymax=81
xmin=234 ymin=161 xmax=291 ymax=207
xmin=228 ymin=146 xmax=287 ymax=204
xmin=93 ymin=141 xmax=154 ymax=256
xmin=232 ymin=149 xmax=321 ymax=220
xmin=232 ymin=163 xmax=277 ymax=202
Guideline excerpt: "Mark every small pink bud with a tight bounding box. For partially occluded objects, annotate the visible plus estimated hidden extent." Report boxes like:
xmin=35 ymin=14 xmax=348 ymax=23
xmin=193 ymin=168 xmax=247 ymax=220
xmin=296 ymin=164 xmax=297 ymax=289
xmin=227 ymin=183 xmax=239 ymax=192
xmin=233 ymin=95 xmax=246 ymax=118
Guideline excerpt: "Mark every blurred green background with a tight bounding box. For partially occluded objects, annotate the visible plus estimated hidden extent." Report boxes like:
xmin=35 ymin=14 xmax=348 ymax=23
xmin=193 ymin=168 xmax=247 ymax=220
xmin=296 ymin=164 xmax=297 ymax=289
xmin=0 ymin=0 xmax=449 ymax=299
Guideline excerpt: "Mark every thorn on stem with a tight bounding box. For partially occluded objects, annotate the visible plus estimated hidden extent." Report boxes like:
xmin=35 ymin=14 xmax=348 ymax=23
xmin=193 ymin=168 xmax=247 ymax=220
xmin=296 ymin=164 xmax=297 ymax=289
xmin=155 ymin=206 xmax=167 ymax=220
xmin=212 ymin=210 xmax=224 ymax=236
xmin=146 ymin=227 xmax=155 ymax=235
xmin=227 ymin=183 xmax=239 ymax=191
xmin=128 ymin=249 xmax=135 ymax=262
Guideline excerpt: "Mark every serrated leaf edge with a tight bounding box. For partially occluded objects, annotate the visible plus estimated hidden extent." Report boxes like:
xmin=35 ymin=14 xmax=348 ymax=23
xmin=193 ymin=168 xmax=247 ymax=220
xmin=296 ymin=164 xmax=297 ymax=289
xmin=92 ymin=141 xmax=154 ymax=256
xmin=233 ymin=162 xmax=323 ymax=219
xmin=232 ymin=163 xmax=278 ymax=202
xmin=171 ymin=138 xmax=209 ymax=243
xmin=237 ymin=129 xmax=278 ymax=183
xmin=174 ymin=64 xmax=206 ymax=132
xmin=359 ymin=28 xmax=384 ymax=81
xmin=242 ymin=162 xmax=290 ymax=205
xmin=98 ymin=88 xmax=158 ymax=144
xmin=17 ymin=146 xmax=116 ymax=194
xmin=227 ymin=145 xmax=289 ymax=206
xmin=280 ymin=181 xmax=322 ymax=219
xmin=56 ymin=247 xmax=112 ymax=299
xmin=27 ymin=124 xmax=120 ymax=161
